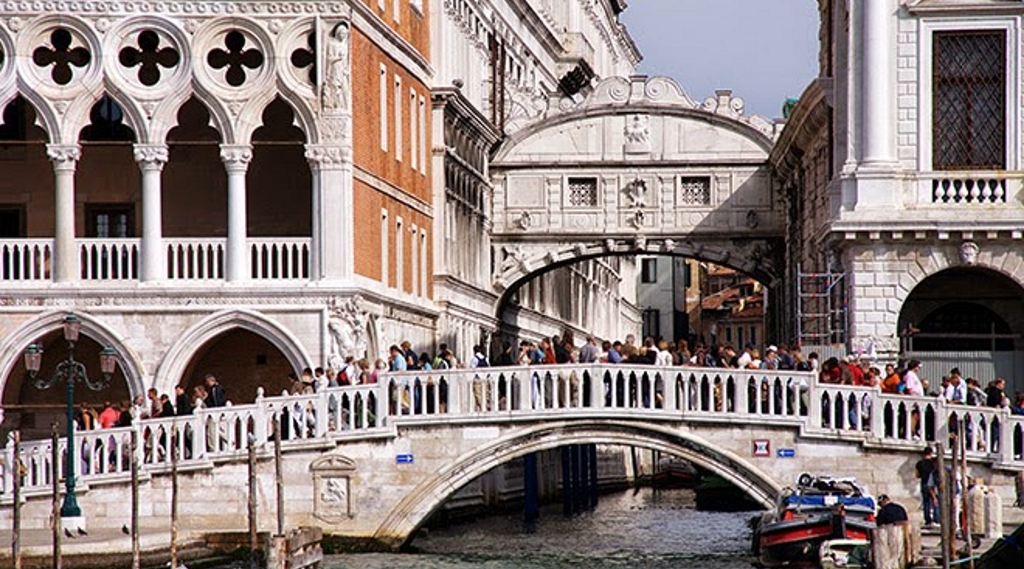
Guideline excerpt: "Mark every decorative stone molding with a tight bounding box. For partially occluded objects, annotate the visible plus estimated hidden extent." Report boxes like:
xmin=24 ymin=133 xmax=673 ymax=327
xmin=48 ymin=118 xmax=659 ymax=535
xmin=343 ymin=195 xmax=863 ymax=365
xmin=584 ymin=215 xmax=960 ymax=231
xmin=133 ymin=144 xmax=169 ymax=171
xmin=310 ymin=454 xmax=356 ymax=523
xmin=219 ymin=144 xmax=252 ymax=172
xmin=304 ymin=144 xmax=349 ymax=170
xmin=46 ymin=144 xmax=81 ymax=171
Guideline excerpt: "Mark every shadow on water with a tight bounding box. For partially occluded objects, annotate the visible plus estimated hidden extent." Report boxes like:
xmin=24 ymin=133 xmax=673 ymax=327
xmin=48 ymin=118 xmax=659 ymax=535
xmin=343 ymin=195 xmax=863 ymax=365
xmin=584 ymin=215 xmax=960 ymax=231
xmin=322 ymin=488 xmax=761 ymax=569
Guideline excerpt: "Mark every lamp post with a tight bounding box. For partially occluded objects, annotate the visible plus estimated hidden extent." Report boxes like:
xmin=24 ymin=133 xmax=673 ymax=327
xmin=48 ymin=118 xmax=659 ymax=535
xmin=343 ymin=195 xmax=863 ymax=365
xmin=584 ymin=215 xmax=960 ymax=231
xmin=24 ymin=313 xmax=118 ymax=527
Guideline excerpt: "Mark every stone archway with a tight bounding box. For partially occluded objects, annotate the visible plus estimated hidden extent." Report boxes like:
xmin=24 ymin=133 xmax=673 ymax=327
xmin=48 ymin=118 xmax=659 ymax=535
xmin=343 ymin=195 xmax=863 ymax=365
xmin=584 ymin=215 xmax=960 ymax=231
xmin=153 ymin=309 xmax=312 ymax=398
xmin=372 ymin=420 xmax=779 ymax=549
xmin=899 ymin=266 xmax=1024 ymax=394
xmin=0 ymin=311 xmax=146 ymax=437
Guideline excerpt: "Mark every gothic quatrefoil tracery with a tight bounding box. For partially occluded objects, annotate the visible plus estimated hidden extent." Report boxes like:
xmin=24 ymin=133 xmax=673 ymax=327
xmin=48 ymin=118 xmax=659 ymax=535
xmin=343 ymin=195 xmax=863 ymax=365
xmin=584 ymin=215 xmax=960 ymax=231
xmin=290 ymin=31 xmax=316 ymax=85
xmin=207 ymin=30 xmax=264 ymax=87
xmin=33 ymin=28 xmax=90 ymax=85
xmin=119 ymin=30 xmax=180 ymax=87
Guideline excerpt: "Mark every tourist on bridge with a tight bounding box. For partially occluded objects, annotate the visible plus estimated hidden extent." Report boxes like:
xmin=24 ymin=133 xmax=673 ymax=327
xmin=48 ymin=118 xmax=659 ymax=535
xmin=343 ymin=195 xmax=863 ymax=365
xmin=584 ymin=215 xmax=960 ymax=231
xmin=902 ymin=360 xmax=924 ymax=397
xmin=204 ymin=374 xmax=227 ymax=408
xmin=986 ymin=377 xmax=1009 ymax=408
xmin=175 ymin=385 xmax=193 ymax=416
xmin=944 ymin=368 xmax=967 ymax=404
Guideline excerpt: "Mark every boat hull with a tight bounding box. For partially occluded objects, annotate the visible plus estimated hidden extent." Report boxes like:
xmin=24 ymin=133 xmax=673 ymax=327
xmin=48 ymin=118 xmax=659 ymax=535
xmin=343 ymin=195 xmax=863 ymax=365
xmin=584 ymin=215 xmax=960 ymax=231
xmin=756 ymin=513 xmax=873 ymax=568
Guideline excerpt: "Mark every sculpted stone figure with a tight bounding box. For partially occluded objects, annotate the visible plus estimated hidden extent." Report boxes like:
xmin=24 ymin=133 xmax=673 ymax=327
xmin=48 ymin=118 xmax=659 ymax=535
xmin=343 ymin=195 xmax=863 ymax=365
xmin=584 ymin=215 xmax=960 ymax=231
xmin=323 ymin=21 xmax=351 ymax=112
xmin=327 ymin=295 xmax=366 ymax=366
xmin=959 ymin=241 xmax=979 ymax=265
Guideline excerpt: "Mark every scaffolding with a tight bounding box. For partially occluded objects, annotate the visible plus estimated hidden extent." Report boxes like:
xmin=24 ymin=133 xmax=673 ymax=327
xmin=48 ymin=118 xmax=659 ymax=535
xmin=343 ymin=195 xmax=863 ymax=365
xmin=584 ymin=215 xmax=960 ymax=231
xmin=796 ymin=266 xmax=847 ymax=347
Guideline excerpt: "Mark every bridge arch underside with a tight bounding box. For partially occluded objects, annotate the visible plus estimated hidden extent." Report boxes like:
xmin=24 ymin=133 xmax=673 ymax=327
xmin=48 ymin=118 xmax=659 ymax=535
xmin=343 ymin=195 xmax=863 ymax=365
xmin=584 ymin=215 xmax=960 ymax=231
xmin=494 ymin=240 xmax=783 ymax=337
xmin=372 ymin=420 xmax=780 ymax=549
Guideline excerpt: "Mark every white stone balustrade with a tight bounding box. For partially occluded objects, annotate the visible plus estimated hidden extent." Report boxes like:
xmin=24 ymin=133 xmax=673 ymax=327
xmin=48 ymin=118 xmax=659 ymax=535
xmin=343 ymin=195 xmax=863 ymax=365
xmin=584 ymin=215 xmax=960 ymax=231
xmin=0 ymin=237 xmax=313 ymax=283
xmin=0 ymin=239 xmax=52 ymax=281
xmin=3 ymin=364 xmax=1024 ymax=500
xmin=78 ymin=238 xmax=140 ymax=281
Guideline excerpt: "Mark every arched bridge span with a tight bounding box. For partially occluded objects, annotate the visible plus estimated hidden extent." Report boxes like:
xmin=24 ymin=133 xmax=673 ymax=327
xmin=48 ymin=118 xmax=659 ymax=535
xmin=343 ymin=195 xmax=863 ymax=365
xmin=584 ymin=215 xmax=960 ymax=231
xmin=372 ymin=418 xmax=780 ymax=549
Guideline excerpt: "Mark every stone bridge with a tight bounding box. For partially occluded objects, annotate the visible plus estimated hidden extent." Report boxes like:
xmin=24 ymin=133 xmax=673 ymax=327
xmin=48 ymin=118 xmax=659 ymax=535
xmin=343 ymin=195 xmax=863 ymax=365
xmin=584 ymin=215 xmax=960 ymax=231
xmin=2 ymin=365 xmax=1023 ymax=549
xmin=490 ymin=75 xmax=785 ymax=310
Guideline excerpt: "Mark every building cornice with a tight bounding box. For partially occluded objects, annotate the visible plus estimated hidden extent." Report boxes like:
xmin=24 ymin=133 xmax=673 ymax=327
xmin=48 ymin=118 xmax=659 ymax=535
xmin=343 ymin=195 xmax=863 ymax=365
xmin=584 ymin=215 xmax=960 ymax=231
xmin=906 ymin=0 xmax=1024 ymax=16
xmin=769 ymin=78 xmax=830 ymax=181
xmin=350 ymin=0 xmax=433 ymax=81
xmin=432 ymin=87 xmax=501 ymax=147
xmin=353 ymin=168 xmax=433 ymax=217
xmin=505 ymin=0 xmax=564 ymax=60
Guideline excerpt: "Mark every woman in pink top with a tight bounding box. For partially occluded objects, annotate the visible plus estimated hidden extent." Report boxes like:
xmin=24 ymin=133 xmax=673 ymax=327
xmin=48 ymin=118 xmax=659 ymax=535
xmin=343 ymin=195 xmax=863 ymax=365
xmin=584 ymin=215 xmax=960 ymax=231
xmin=903 ymin=360 xmax=924 ymax=397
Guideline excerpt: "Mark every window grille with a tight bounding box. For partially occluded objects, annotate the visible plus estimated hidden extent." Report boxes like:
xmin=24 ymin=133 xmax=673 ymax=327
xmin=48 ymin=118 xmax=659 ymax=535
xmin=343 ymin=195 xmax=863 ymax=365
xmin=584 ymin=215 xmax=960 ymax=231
xmin=679 ymin=176 xmax=711 ymax=205
xmin=567 ymin=177 xmax=598 ymax=207
xmin=933 ymin=30 xmax=1005 ymax=170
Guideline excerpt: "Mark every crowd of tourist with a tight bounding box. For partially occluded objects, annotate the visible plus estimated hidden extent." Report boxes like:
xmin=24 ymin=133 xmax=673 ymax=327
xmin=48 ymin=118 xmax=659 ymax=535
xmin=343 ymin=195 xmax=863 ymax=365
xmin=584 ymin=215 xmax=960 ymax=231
xmin=66 ymin=332 xmax=1024 ymax=434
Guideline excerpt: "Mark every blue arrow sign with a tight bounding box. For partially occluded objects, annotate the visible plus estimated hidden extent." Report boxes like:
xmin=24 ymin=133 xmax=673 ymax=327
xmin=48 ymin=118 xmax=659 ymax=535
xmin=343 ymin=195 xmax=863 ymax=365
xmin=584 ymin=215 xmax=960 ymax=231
xmin=396 ymin=454 xmax=414 ymax=464
xmin=777 ymin=448 xmax=796 ymax=458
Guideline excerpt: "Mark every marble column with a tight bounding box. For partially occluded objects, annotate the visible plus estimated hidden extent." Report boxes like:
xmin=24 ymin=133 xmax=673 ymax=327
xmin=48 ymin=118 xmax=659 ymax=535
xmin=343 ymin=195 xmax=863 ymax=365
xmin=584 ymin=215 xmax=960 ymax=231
xmin=134 ymin=144 xmax=168 ymax=282
xmin=305 ymin=144 xmax=353 ymax=281
xmin=860 ymin=0 xmax=896 ymax=167
xmin=47 ymin=144 xmax=81 ymax=283
xmin=220 ymin=144 xmax=252 ymax=282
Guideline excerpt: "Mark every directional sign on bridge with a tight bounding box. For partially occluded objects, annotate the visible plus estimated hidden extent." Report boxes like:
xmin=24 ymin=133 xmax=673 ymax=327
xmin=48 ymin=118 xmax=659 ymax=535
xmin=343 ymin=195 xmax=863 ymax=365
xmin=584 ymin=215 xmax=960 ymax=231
xmin=396 ymin=454 xmax=414 ymax=464
xmin=777 ymin=448 xmax=796 ymax=458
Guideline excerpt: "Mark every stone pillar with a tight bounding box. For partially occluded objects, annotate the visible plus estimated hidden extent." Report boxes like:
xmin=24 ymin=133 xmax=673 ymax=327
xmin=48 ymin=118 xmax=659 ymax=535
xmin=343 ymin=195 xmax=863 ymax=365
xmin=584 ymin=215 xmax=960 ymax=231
xmin=854 ymin=0 xmax=898 ymax=209
xmin=305 ymin=145 xmax=353 ymax=281
xmin=47 ymin=144 xmax=81 ymax=283
xmin=220 ymin=145 xmax=252 ymax=282
xmin=134 ymin=144 xmax=168 ymax=282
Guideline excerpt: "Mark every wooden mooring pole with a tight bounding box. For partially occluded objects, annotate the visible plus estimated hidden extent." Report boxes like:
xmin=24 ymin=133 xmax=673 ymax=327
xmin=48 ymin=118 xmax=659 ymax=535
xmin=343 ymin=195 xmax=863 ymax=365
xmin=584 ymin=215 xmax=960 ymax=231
xmin=959 ymin=422 xmax=974 ymax=569
xmin=274 ymin=421 xmax=284 ymax=536
xmin=12 ymin=430 xmax=22 ymax=569
xmin=51 ymin=423 xmax=61 ymax=569
xmin=131 ymin=429 xmax=140 ymax=569
xmin=171 ymin=424 xmax=179 ymax=569
xmin=248 ymin=440 xmax=258 ymax=569
xmin=937 ymin=443 xmax=950 ymax=569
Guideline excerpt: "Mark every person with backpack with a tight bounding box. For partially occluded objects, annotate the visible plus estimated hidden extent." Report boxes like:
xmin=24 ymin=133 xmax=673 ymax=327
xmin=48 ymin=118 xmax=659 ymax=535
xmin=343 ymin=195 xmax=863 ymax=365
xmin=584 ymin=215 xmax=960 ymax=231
xmin=470 ymin=345 xmax=489 ymax=368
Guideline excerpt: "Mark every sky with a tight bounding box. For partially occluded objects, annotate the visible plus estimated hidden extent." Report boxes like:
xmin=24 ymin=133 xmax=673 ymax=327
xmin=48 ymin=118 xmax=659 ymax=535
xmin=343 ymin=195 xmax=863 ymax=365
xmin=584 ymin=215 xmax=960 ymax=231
xmin=619 ymin=0 xmax=820 ymax=120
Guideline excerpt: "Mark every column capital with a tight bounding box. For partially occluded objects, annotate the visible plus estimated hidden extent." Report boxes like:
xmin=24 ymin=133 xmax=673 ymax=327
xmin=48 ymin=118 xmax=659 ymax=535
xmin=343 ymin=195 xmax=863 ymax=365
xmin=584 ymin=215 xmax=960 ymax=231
xmin=46 ymin=144 xmax=81 ymax=171
xmin=220 ymin=144 xmax=253 ymax=173
xmin=305 ymin=144 xmax=350 ymax=171
xmin=133 ymin=144 xmax=169 ymax=172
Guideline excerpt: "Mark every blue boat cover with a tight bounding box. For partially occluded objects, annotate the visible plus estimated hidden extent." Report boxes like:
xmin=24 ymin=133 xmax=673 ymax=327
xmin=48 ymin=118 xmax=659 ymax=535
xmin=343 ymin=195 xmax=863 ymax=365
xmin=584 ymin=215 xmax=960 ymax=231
xmin=783 ymin=494 xmax=875 ymax=510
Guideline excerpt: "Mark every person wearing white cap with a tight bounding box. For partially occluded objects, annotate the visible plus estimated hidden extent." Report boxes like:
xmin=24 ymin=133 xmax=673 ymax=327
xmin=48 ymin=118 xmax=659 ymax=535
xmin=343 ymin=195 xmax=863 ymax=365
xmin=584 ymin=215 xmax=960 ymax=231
xmin=761 ymin=345 xmax=780 ymax=370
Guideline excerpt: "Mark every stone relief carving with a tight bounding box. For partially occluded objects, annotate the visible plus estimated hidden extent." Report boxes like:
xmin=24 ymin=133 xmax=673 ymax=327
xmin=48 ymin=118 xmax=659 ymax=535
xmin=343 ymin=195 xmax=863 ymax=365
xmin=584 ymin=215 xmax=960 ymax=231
xmin=322 ymin=21 xmax=350 ymax=113
xmin=959 ymin=241 xmax=979 ymax=265
xmin=623 ymin=114 xmax=650 ymax=154
xmin=310 ymin=454 xmax=355 ymax=523
xmin=623 ymin=178 xmax=647 ymax=208
xmin=516 ymin=211 xmax=533 ymax=230
xmin=327 ymin=295 xmax=367 ymax=368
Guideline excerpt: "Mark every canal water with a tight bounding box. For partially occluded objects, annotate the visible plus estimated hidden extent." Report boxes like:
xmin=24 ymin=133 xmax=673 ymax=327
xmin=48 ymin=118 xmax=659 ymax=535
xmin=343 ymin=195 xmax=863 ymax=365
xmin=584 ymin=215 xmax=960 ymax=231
xmin=323 ymin=487 xmax=759 ymax=569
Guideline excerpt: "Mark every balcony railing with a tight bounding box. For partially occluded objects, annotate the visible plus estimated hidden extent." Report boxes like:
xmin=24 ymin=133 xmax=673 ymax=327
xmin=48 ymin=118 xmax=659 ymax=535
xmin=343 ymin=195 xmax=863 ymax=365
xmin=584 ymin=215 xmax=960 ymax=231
xmin=0 ymin=237 xmax=311 ymax=283
xmin=0 ymin=239 xmax=51 ymax=281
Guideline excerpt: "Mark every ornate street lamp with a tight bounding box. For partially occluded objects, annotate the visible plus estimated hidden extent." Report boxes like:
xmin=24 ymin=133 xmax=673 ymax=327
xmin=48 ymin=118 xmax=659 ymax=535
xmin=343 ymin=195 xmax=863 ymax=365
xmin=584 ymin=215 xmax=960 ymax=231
xmin=25 ymin=313 xmax=118 ymax=526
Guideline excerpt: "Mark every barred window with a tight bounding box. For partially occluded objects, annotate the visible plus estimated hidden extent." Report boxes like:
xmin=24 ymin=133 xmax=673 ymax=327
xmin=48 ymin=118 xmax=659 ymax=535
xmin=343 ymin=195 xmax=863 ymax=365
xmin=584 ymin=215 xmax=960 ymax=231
xmin=678 ymin=176 xmax=711 ymax=205
xmin=567 ymin=177 xmax=598 ymax=207
xmin=932 ymin=30 xmax=1006 ymax=170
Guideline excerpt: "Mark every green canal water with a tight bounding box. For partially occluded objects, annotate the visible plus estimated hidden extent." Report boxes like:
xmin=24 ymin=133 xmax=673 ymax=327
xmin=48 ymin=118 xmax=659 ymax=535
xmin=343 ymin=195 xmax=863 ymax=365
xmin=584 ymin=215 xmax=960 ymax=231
xmin=322 ymin=487 xmax=759 ymax=569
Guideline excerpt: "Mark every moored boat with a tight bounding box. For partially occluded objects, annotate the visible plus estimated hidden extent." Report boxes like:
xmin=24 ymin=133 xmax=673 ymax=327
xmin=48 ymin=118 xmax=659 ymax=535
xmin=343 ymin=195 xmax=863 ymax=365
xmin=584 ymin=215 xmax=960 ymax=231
xmin=651 ymin=459 xmax=700 ymax=489
xmin=751 ymin=474 xmax=876 ymax=567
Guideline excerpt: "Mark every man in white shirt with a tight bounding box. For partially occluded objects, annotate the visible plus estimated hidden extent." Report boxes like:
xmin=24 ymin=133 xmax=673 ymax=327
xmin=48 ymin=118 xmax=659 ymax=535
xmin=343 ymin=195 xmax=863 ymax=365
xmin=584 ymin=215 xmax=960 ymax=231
xmin=944 ymin=368 xmax=967 ymax=404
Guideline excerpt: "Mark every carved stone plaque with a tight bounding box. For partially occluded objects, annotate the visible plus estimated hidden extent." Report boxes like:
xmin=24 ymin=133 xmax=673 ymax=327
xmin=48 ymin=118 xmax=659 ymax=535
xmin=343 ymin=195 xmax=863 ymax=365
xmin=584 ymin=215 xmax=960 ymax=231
xmin=310 ymin=454 xmax=356 ymax=522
